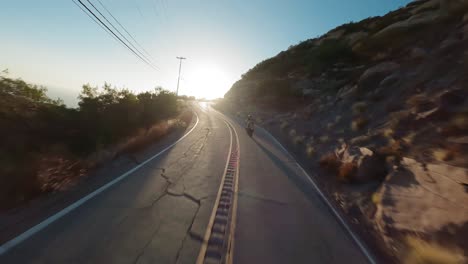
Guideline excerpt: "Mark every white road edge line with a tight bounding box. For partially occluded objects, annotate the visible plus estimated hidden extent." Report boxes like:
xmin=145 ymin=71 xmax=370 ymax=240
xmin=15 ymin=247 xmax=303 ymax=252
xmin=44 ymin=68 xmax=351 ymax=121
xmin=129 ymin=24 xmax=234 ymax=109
xmin=256 ymin=125 xmax=377 ymax=264
xmin=0 ymin=111 xmax=200 ymax=256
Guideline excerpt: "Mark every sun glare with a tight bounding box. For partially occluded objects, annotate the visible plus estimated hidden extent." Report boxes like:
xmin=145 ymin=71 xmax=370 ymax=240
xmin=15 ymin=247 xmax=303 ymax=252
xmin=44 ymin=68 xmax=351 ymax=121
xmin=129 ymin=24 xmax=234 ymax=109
xmin=186 ymin=64 xmax=232 ymax=99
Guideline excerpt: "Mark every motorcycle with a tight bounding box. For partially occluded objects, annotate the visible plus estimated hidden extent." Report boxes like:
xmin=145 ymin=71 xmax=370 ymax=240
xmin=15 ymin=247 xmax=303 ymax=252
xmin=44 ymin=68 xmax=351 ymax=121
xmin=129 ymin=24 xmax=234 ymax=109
xmin=246 ymin=121 xmax=254 ymax=137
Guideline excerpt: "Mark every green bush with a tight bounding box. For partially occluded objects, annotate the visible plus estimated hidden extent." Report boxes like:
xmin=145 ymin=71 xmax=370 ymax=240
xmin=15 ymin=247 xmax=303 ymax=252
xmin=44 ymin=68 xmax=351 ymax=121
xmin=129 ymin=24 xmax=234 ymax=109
xmin=0 ymin=77 xmax=179 ymax=209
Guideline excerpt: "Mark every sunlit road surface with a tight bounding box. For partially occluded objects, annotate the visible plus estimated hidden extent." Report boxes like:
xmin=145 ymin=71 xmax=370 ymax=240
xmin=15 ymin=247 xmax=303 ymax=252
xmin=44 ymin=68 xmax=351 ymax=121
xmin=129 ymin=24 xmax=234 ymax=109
xmin=0 ymin=103 xmax=369 ymax=264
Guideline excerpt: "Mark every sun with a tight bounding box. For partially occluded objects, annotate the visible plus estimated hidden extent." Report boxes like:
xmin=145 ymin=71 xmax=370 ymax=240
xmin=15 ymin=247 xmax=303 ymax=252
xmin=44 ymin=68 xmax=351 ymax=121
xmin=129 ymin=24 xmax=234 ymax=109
xmin=185 ymin=64 xmax=232 ymax=99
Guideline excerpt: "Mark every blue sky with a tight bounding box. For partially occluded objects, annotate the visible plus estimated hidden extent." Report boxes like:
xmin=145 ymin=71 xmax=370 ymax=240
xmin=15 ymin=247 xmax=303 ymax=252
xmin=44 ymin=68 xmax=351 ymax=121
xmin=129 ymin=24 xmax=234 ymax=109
xmin=0 ymin=0 xmax=411 ymax=104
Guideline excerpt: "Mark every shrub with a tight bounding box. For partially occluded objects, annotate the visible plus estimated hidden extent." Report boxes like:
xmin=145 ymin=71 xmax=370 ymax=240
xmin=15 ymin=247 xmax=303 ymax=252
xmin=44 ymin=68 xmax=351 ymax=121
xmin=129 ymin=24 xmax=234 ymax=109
xmin=306 ymin=145 xmax=315 ymax=157
xmin=0 ymin=78 xmax=180 ymax=210
xmin=319 ymin=153 xmax=341 ymax=173
xmin=378 ymin=139 xmax=403 ymax=156
xmin=293 ymin=135 xmax=305 ymax=145
xmin=338 ymin=162 xmax=358 ymax=182
xmin=404 ymin=236 xmax=464 ymax=264
xmin=351 ymin=116 xmax=369 ymax=131
xmin=371 ymin=192 xmax=382 ymax=205
xmin=319 ymin=135 xmax=330 ymax=143
xmin=406 ymin=94 xmax=428 ymax=109
xmin=432 ymin=149 xmax=454 ymax=162
xmin=289 ymin=129 xmax=297 ymax=138
xmin=352 ymin=102 xmax=368 ymax=115
xmin=280 ymin=121 xmax=290 ymax=131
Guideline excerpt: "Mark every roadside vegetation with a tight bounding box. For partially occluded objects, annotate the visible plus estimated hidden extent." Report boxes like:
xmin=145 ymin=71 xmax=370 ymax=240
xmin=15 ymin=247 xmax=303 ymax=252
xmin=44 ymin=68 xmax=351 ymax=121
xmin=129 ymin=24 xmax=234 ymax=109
xmin=0 ymin=76 xmax=190 ymax=210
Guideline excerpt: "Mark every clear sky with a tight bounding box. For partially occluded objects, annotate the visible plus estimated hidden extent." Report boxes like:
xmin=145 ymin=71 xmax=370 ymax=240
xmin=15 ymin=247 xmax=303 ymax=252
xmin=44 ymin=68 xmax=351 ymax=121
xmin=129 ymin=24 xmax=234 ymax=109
xmin=0 ymin=0 xmax=411 ymax=105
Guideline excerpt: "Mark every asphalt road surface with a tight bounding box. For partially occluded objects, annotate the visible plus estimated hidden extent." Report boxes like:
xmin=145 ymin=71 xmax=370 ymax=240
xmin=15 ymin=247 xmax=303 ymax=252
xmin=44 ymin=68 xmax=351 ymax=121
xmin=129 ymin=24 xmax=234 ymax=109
xmin=0 ymin=103 xmax=369 ymax=264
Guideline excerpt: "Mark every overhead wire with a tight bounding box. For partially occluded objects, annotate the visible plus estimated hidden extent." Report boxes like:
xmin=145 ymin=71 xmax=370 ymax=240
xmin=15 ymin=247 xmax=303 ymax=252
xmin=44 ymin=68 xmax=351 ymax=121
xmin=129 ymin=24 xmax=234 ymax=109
xmin=73 ymin=0 xmax=157 ymax=70
xmin=84 ymin=0 xmax=157 ymax=69
xmin=95 ymin=0 xmax=155 ymax=60
xmin=71 ymin=0 xmax=120 ymax=44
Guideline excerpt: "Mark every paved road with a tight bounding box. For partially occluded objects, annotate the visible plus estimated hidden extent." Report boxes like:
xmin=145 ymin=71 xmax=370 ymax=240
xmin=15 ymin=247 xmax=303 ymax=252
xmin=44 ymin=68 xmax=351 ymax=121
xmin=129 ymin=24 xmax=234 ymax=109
xmin=227 ymin=114 xmax=369 ymax=264
xmin=0 ymin=103 xmax=369 ymax=263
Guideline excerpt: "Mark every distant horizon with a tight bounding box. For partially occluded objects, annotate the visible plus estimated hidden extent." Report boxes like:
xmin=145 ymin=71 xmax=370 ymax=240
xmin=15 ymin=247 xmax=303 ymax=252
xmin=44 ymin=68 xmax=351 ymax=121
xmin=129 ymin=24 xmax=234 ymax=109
xmin=1 ymin=0 xmax=411 ymax=105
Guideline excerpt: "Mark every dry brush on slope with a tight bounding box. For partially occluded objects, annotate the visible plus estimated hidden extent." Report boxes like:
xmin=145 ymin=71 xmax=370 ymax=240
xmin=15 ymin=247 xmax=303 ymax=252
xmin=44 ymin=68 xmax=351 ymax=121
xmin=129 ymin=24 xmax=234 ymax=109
xmin=0 ymin=77 xmax=190 ymax=210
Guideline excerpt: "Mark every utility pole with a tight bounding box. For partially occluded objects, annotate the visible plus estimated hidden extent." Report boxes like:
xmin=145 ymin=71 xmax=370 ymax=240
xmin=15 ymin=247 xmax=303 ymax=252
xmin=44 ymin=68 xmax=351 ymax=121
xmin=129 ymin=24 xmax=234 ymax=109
xmin=176 ymin=56 xmax=186 ymax=96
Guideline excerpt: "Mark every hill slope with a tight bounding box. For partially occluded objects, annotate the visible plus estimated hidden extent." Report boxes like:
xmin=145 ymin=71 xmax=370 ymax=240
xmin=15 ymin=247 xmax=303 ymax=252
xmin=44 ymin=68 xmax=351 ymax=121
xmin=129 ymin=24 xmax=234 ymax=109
xmin=219 ymin=0 xmax=468 ymax=261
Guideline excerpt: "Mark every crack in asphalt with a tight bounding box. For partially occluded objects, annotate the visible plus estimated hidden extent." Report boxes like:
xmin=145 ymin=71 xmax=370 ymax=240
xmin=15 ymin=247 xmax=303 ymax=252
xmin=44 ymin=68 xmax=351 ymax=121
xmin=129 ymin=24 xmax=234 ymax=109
xmin=132 ymin=219 xmax=163 ymax=264
xmin=175 ymin=202 xmax=202 ymax=263
xmin=188 ymin=231 xmax=204 ymax=242
xmin=129 ymin=128 xmax=214 ymax=263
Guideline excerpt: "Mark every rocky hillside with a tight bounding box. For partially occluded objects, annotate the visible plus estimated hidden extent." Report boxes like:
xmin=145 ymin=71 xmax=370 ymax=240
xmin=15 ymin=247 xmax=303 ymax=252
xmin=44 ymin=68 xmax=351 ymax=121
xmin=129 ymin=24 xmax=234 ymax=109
xmin=220 ymin=0 xmax=468 ymax=262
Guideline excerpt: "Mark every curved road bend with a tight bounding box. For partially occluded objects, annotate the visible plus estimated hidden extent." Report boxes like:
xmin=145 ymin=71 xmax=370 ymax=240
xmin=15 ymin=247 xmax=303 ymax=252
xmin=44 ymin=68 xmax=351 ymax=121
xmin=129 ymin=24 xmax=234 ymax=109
xmin=0 ymin=103 xmax=369 ymax=264
xmin=218 ymin=111 xmax=369 ymax=264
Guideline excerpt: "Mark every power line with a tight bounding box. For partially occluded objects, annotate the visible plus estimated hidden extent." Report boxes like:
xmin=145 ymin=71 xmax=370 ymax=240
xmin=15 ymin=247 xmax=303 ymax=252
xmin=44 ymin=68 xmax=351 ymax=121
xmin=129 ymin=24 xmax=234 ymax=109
xmin=84 ymin=0 xmax=157 ymax=69
xmin=71 ymin=0 xmax=120 ymax=44
xmin=95 ymin=0 xmax=155 ymax=61
xmin=73 ymin=0 xmax=157 ymax=70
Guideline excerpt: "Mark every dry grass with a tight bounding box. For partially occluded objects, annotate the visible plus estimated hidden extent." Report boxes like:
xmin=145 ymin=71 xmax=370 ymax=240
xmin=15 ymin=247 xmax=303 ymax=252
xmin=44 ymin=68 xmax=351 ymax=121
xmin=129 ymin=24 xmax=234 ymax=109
xmin=382 ymin=128 xmax=394 ymax=138
xmin=378 ymin=139 xmax=404 ymax=158
xmin=402 ymin=131 xmax=417 ymax=144
xmin=433 ymin=148 xmax=455 ymax=162
xmin=119 ymin=122 xmax=170 ymax=154
xmin=319 ymin=135 xmax=330 ymax=143
xmin=452 ymin=114 xmax=468 ymax=130
xmin=404 ymin=236 xmax=464 ymax=264
xmin=371 ymin=192 xmax=381 ymax=205
xmin=406 ymin=94 xmax=427 ymax=108
xmin=119 ymin=111 xmax=192 ymax=155
xmin=306 ymin=145 xmax=315 ymax=157
xmin=338 ymin=162 xmax=358 ymax=182
xmin=293 ymin=135 xmax=305 ymax=145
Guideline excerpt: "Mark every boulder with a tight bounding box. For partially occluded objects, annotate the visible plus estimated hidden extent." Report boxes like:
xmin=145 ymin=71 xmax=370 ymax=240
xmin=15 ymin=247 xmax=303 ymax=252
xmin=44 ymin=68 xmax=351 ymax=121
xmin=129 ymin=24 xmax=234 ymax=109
xmin=373 ymin=11 xmax=441 ymax=38
xmin=438 ymin=88 xmax=466 ymax=112
xmin=373 ymin=73 xmax=401 ymax=100
xmin=337 ymin=146 xmax=388 ymax=183
xmin=410 ymin=0 xmax=440 ymax=15
xmin=355 ymin=148 xmax=388 ymax=183
xmin=345 ymin=31 xmax=369 ymax=46
xmin=379 ymin=73 xmax=401 ymax=87
xmin=410 ymin=47 xmax=429 ymax=60
xmin=439 ymin=37 xmax=461 ymax=51
xmin=358 ymin=62 xmax=400 ymax=93
xmin=316 ymin=29 xmax=346 ymax=45
xmin=337 ymin=85 xmax=359 ymax=100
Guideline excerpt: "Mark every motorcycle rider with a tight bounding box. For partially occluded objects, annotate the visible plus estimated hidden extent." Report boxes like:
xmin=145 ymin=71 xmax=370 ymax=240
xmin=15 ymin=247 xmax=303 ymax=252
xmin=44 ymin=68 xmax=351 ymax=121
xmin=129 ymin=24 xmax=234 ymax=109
xmin=246 ymin=114 xmax=254 ymax=130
